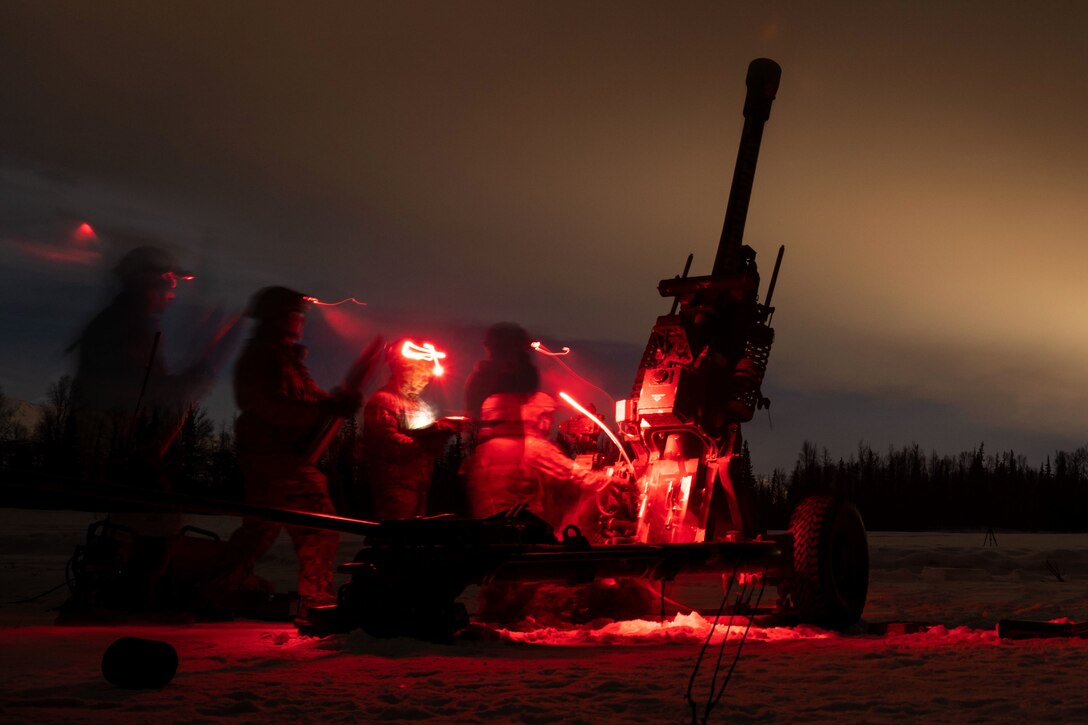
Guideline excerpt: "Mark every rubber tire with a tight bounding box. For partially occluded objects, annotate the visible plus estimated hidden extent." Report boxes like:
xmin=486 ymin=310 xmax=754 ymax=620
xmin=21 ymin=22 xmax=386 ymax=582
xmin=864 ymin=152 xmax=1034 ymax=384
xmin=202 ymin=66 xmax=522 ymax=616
xmin=788 ymin=495 xmax=869 ymax=629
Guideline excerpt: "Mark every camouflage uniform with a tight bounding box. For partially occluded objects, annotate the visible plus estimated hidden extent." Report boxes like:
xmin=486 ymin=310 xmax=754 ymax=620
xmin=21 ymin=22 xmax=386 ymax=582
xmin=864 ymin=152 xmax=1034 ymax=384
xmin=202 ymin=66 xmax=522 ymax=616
xmin=229 ymin=326 xmax=339 ymax=612
xmin=363 ymin=381 xmax=436 ymax=519
xmin=465 ymin=392 xmax=624 ymax=624
xmin=464 ymin=392 xmax=602 ymax=530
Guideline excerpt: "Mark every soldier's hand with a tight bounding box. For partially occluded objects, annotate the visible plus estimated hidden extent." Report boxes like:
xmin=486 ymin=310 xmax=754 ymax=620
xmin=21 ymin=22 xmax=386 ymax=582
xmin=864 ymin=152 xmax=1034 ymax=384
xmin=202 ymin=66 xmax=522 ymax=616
xmin=320 ymin=388 xmax=363 ymax=418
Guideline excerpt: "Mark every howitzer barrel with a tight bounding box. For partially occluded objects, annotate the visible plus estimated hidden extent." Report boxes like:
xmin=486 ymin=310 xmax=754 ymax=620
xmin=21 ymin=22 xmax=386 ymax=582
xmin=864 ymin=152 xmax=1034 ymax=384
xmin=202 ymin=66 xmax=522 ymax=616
xmin=711 ymin=58 xmax=781 ymax=277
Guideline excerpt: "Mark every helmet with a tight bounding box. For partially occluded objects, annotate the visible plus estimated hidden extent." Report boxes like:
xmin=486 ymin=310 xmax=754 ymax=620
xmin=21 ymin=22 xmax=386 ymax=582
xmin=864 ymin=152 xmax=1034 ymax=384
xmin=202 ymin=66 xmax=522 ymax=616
xmin=521 ymin=392 xmax=556 ymax=425
xmin=387 ymin=338 xmax=448 ymax=373
xmin=477 ymin=392 xmax=555 ymax=440
xmin=114 ymin=246 xmax=189 ymax=287
xmin=482 ymin=322 xmax=531 ymax=356
xmin=247 ymin=286 xmax=308 ymax=321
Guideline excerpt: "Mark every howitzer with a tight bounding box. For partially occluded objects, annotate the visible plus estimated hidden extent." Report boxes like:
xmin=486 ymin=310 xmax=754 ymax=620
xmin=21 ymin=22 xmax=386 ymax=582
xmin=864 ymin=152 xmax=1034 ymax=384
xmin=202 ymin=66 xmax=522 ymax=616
xmin=17 ymin=59 xmax=868 ymax=641
xmin=311 ymin=58 xmax=869 ymax=639
xmin=620 ymin=58 xmax=785 ymax=545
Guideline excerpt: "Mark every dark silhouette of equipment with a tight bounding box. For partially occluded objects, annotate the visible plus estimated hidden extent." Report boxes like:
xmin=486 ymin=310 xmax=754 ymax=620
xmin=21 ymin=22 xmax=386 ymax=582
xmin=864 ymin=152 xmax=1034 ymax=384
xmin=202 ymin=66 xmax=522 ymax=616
xmin=998 ymin=619 xmax=1088 ymax=640
xmin=102 ymin=637 xmax=179 ymax=689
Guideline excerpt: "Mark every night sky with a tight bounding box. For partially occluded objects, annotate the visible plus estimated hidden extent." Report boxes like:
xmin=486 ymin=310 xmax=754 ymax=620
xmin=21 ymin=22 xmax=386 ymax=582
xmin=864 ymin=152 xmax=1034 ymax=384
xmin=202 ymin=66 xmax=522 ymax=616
xmin=2 ymin=2 xmax=1087 ymax=472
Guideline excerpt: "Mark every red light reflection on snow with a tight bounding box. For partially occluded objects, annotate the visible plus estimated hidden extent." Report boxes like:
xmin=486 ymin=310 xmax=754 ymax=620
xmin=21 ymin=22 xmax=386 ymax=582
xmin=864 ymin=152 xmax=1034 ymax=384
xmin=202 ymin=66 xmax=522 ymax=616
xmin=498 ymin=612 xmax=834 ymax=646
xmin=401 ymin=340 xmax=447 ymax=376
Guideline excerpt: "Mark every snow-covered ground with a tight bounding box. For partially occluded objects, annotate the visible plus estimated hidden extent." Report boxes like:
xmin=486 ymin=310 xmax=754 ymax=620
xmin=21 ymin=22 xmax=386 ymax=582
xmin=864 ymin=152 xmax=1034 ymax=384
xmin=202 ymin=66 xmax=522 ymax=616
xmin=1 ymin=510 xmax=1086 ymax=723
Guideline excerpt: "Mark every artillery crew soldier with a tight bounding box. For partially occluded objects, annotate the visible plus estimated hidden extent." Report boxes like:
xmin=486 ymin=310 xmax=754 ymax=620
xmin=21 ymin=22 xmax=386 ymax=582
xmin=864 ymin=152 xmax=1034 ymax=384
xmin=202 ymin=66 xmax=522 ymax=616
xmin=464 ymin=392 xmax=610 ymax=531
xmin=69 ymin=245 xmax=215 ymax=487
xmin=59 ymin=246 xmax=223 ymax=619
xmin=227 ymin=286 xmax=361 ymax=625
xmin=463 ymin=322 xmax=540 ymax=425
xmin=465 ymin=392 xmax=644 ymax=624
xmin=363 ymin=339 xmax=456 ymax=519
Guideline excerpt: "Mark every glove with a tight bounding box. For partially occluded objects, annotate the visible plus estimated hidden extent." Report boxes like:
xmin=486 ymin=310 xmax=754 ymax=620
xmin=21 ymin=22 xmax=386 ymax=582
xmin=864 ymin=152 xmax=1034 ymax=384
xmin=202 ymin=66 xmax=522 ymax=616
xmin=320 ymin=388 xmax=362 ymax=418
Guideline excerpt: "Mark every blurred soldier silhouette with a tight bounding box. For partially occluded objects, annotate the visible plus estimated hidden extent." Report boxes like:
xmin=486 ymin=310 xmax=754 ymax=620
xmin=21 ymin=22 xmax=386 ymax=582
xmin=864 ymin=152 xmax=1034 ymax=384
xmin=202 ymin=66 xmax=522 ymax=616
xmin=226 ymin=286 xmax=361 ymax=625
xmin=60 ymin=246 xmax=236 ymax=619
xmin=464 ymin=391 xmax=643 ymax=623
xmin=69 ymin=245 xmax=216 ymax=488
xmin=363 ymin=339 xmax=457 ymax=519
xmin=464 ymin=392 xmax=610 ymax=530
xmin=463 ymin=322 xmax=540 ymax=424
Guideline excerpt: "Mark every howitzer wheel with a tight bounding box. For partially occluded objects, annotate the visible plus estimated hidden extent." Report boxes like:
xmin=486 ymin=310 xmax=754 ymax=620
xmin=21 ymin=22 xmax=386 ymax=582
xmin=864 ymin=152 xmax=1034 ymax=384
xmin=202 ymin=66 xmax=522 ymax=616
xmin=787 ymin=495 xmax=868 ymax=629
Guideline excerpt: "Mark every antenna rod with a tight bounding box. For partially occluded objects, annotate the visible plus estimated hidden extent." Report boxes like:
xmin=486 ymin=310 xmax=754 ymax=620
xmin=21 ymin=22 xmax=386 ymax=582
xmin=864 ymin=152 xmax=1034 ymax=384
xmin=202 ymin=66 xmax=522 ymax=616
xmin=763 ymin=245 xmax=785 ymax=310
xmin=670 ymin=253 xmax=695 ymax=314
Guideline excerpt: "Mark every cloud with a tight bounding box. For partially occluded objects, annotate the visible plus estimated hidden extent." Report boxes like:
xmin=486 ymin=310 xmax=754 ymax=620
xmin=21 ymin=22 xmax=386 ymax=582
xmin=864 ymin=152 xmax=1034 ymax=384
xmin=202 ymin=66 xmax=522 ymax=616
xmin=776 ymin=321 xmax=1088 ymax=444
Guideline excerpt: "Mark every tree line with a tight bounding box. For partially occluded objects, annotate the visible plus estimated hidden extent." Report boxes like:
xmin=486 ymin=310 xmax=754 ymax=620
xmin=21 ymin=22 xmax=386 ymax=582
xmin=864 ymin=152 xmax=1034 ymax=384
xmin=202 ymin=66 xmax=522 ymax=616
xmin=3 ymin=381 xmax=1086 ymax=531
xmin=0 ymin=377 xmax=391 ymax=517
xmin=746 ymin=440 xmax=1088 ymax=532
xmin=0 ymin=378 xmax=245 ymax=500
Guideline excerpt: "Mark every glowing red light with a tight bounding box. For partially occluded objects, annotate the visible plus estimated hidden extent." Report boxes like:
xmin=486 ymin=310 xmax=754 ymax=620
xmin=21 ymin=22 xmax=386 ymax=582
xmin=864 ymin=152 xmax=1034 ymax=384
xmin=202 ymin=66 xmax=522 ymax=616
xmin=161 ymin=271 xmax=195 ymax=287
xmin=304 ymin=296 xmax=367 ymax=307
xmin=15 ymin=240 xmax=99 ymax=265
xmin=533 ymin=338 xmax=615 ymax=407
xmin=401 ymin=340 xmax=447 ymax=376
xmin=531 ymin=341 xmax=571 ymax=356
xmin=75 ymin=222 xmax=97 ymax=241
